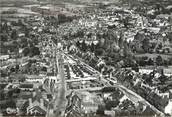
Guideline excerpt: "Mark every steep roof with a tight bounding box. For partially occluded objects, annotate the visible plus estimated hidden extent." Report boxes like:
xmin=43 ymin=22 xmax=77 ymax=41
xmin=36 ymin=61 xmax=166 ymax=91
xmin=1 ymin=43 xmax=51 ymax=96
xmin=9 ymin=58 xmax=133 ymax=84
xmin=28 ymin=106 xmax=46 ymax=115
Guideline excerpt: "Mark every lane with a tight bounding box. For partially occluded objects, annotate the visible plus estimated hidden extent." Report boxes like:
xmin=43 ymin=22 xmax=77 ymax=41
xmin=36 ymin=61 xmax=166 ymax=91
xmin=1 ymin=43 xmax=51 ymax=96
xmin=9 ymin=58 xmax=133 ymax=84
xmin=54 ymin=52 xmax=66 ymax=117
xmin=46 ymin=52 xmax=66 ymax=117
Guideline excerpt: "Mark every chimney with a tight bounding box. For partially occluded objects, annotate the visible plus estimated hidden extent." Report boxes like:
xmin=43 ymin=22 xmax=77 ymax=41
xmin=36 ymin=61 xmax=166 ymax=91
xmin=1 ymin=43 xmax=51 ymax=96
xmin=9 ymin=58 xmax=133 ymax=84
xmin=29 ymin=98 xmax=32 ymax=107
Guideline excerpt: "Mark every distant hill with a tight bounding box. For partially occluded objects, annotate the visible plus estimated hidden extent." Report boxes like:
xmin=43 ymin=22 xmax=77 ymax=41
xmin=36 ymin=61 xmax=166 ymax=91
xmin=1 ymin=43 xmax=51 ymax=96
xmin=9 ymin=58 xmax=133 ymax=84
xmin=0 ymin=0 xmax=38 ymax=7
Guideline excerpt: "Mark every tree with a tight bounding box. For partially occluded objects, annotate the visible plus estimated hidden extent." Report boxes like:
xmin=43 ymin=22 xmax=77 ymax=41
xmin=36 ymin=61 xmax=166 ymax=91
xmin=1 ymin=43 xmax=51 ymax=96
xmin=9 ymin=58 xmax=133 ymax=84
xmin=105 ymin=100 xmax=120 ymax=110
xmin=158 ymin=74 xmax=167 ymax=84
xmin=1 ymin=33 xmax=8 ymax=42
xmin=17 ymin=74 xmax=26 ymax=82
xmin=142 ymin=38 xmax=149 ymax=53
xmin=96 ymin=105 xmax=105 ymax=115
xmin=95 ymin=48 xmax=104 ymax=56
xmin=22 ymin=47 xmax=30 ymax=56
xmin=81 ymin=40 xmax=87 ymax=52
xmin=76 ymin=40 xmax=80 ymax=48
xmin=1 ymin=69 xmax=9 ymax=77
xmin=123 ymin=17 xmax=130 ymax=29
xmin=18 ymin=19 xmax=23 ymax=26
xmin=90 ymin=42 xmax=95 ymax=52
xmin=11 ymin=29 xmax=18 ymax=40
xmin=15 ymin=65 xmax=19 ymax=73
xmin=95 ymin=42 xmax=101 ymax=50
xmin=24 ymin=27 xmax=29 ymax=37
xmin=147 ymin=58 xmax=154 ymax=65
xmin=119 ymin=99 xmax=135 ymax=111
xmin=134 ymin=32 xmax=144 ymax=41
xmin=19 ymin=37 xmax=28 ymax=48
xmin=0 ymin=90 xmax=5 ymax=100
xmin=105 ymin=29 xmax=118 ymax=46
xmin=142 ymin=73 xmax=151 ymax=83
xmin=58 ymin=14 xmax=68 ymax=23
xmin=132 ymin=63 xmax=139 ymax=72
xmin=102 ymin=87 xmax=117 ymax=92
xmin=167 ymin=32 xmax=172 ymax=43
xmin=156 ymin=55 xmax=163 ymax=66
xmin=2 ymin=21 xmax=8 ymax=32
xmin=123 ymin=41 xmax=130 ymax=57
xmin=41 ymin=67 xmax=47 ymax=72
xmin=118 ymin=32 xmax=124 ymax=48
xmin=30 ymin=46 xmax=40 ymax=57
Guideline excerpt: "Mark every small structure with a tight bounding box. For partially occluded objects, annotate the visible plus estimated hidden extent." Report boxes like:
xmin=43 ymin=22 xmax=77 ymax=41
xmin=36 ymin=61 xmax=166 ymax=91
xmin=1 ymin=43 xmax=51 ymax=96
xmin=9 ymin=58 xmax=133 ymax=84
xmin=25 ymin=75 xmax=44 ymax=83
xmin=19 ymin=84 xmax=33 ymax=91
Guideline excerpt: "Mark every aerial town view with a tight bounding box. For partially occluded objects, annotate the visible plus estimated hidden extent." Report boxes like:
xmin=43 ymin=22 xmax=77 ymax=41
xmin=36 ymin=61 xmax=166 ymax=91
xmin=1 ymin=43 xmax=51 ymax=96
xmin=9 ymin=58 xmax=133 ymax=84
xmin=0 ymin=0 xmax=172 ymax=117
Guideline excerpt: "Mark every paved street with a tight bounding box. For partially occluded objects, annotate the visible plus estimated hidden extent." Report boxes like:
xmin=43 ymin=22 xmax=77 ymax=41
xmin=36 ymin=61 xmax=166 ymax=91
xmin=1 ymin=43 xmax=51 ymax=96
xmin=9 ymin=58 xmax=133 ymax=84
xmin=46 ymin=52 xmax=66 ymax=117
xmin=54 ymin=52 xmax=66 ymax=117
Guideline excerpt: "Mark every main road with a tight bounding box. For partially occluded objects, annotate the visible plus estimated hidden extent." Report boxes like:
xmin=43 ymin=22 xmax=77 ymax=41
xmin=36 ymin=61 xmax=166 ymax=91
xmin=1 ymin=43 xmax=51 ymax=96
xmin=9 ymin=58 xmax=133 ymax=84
xmin=54 ymin=52 xmax=66 ymax=117
xmin=46 ymin=52 xmax=66 ymax=117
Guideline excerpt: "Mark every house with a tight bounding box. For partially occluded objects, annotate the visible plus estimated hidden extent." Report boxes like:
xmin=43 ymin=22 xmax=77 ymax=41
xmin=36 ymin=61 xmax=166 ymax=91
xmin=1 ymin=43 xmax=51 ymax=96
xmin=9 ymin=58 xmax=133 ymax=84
xmin=165 ymin=99 xmax=172 ymax=115
xmin=76 ymin=91 xmax=102 ymax=114
xmin=141 ymin=106 xmax=156 ymax=116
xmin=25 ymin=75 xmax=44 ymax=83
xmin=16 ymin=92 xmax=33 ymax=114
xmin=20 ymin=90 xmax=49 ymax=116
xmin=65 ymin=92 xmax=82 ymax=117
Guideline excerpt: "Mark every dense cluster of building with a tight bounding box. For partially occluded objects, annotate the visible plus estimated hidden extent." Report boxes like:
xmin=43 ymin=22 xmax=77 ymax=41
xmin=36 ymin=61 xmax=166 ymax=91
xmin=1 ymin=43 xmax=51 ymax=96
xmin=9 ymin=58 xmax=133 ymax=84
xmin=0 ymin=0 xmax=172 ymax=116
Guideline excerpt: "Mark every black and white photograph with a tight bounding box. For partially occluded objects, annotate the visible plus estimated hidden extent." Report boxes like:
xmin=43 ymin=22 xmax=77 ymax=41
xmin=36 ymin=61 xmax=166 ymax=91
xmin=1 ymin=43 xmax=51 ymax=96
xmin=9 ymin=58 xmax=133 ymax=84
xmin=0 ymin=0 xmax=172 ymax=117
